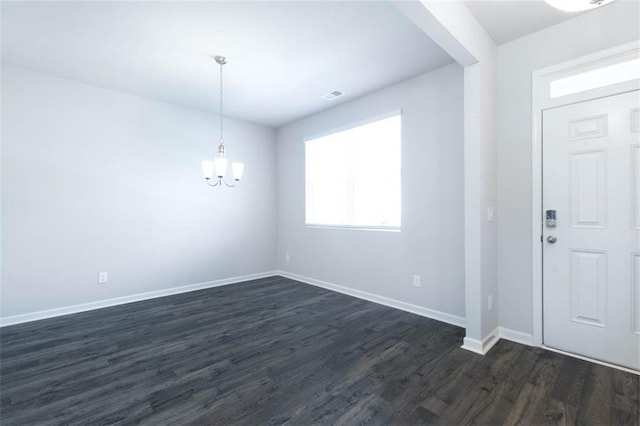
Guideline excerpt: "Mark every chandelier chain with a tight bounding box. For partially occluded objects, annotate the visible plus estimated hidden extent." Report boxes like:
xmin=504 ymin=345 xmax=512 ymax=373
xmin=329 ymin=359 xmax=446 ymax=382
xmin=219 ymin=59 xmax=224 ymax=144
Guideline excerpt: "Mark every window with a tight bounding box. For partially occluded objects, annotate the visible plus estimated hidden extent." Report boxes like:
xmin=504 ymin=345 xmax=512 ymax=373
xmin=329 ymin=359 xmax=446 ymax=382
xmin=550 ymin=58 xmax=640 ymax=98
xmin=305 ymin=113 xmax=401 ymax=229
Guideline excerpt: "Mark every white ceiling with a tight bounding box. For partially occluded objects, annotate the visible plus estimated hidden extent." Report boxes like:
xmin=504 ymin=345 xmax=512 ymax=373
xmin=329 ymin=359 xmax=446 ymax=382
xmin=465 ymin=1 xmax=579 ymax=45
xmin=465 ymin=0 xmax=638 ymax=45
xmin=1 ymin=1 xmax=454 ymax=128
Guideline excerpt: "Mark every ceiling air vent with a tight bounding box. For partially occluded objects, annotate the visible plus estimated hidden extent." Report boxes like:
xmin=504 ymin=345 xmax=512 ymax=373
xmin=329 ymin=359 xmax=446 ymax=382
xmin=321 ymin=89 xmax=345 ymax=101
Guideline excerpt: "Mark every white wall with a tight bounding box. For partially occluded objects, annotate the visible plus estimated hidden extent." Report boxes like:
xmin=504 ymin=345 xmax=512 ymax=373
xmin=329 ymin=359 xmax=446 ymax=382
xmin=497 ymin=2 xmax=640 ymax=334
xmin=1 ymin=65 xmax=277 ymax=318
xmin=277 ymin=63 xmax=465 ymax=319
xmin=395 ymin=1 xmax=498 ymax=350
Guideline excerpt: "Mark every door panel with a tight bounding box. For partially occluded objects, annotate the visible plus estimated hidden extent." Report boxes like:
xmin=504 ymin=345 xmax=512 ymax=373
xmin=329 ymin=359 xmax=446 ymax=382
xmin=569 ymin=249 xmax=607 ymax=327
xmin=543 ymin=90 xmax=640 ymax=370
xmin=633 ymin=145 xmax=640 ymax=230
xmin=632 ymin=108 xmax=640 ymax=133
xmin=570 ymin=149 xmax=607 ymax=228
xmin=633 ymin=253 xmax=640 ymax=335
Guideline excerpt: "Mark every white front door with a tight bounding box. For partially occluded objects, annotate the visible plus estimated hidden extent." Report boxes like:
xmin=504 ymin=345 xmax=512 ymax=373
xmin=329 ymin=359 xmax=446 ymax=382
xmin=543 ymin=90 xmax=640 ymax=371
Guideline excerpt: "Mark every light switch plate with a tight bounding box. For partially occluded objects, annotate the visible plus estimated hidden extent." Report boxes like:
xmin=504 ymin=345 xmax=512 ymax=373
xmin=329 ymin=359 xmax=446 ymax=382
xmin=487 ymin=207 xmax=495 ymax=222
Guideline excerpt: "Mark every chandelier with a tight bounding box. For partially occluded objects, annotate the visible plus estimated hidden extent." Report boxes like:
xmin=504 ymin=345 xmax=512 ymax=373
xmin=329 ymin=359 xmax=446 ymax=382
xmin=201 ymin=56 xmax=244 ymax=187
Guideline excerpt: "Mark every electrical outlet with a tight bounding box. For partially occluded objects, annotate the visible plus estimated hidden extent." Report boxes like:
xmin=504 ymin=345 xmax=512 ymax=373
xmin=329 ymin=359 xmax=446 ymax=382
xmin=487 ymin=207 xmax=495 ymax=222
xmin=413 ymin=275 xmax=421 ymax=287
xmin=285 ymin=252 xmax=290 ymax=263
xmin=488 ymin=294 xmax=494 ymax=311
xmin=98 ymin=272 xmax=108 ymax=284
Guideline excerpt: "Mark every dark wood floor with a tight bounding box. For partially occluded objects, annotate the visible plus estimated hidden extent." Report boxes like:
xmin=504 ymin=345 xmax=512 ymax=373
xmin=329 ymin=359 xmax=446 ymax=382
xmin=1 ymin=276 xmax=638 ymax=425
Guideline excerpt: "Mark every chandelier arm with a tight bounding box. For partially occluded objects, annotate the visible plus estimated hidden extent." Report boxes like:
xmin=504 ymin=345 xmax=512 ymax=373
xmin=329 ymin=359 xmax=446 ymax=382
xmin=206 ymin=179 xmax=222 ymax=187
xmin=222 ymin=178 xmax=236 ymax=188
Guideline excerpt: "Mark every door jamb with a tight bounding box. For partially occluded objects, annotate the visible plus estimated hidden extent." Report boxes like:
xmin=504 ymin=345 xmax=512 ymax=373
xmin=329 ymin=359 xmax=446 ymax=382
xmin=531 ymin=40 xmax=640 ymax=347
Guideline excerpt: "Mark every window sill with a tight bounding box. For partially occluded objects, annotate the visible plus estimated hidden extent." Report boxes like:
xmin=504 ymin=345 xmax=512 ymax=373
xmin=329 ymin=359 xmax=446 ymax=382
xmin=305 ymin=224 xmax=401 ymax=232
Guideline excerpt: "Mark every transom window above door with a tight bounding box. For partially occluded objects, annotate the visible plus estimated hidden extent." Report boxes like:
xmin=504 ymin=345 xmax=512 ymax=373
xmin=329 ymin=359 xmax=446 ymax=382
xmin=550 ymin=58 xmax=640 ymax=98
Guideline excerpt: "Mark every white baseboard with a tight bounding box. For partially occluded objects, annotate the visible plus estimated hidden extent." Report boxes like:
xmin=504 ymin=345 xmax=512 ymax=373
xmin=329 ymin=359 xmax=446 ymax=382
xmin=461 ymin=327 xmax=533 ymax=355
xmin=0 ymin=271 xmax=279 ymax=327
xmin=461 ymin=326 xmax=500 ymax=355
xmin=461 ymin=337 xmax=484 ymax=355
xmin=276 ymin=270 xmax=466 ymax=328
xmin=498 ymin=327 xmax=534 ymax=346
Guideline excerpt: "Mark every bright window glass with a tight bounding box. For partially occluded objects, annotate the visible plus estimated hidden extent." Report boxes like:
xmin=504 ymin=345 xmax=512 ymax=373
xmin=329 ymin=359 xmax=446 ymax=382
xmin=305 ymin=114 xmax=401 ymax=229
xmin=550 ymin=58 xmax=640 ymax=98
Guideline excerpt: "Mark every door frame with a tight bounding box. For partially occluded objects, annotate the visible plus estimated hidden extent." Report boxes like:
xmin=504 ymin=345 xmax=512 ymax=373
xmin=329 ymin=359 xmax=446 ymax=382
xmin=531 ymin=40 xmax=640 ymax=349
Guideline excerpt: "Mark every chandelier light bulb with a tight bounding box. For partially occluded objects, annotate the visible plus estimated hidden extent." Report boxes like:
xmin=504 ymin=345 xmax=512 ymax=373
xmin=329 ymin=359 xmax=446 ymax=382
xmin=232 ymin=162 xmax=244 ymax=181
xmin=214 ymin=156 xmax=228 ymax=179
xmin=201 ymin=160 xmax=215 ymax=180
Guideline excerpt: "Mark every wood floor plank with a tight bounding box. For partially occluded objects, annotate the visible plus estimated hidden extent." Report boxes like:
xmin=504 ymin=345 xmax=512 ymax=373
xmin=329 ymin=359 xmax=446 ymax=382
xmin=550 ymin=357 xmax=589 ymax=407
xmin=477 ymin=347 xmax=541 ymax=425
xmin=576 ymin=364 xmax=616 ymax=425
xmin=437 ymin=342 xmax=529 ymax=425
xmin=1 ymin=276 xmax=638 ymax=425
